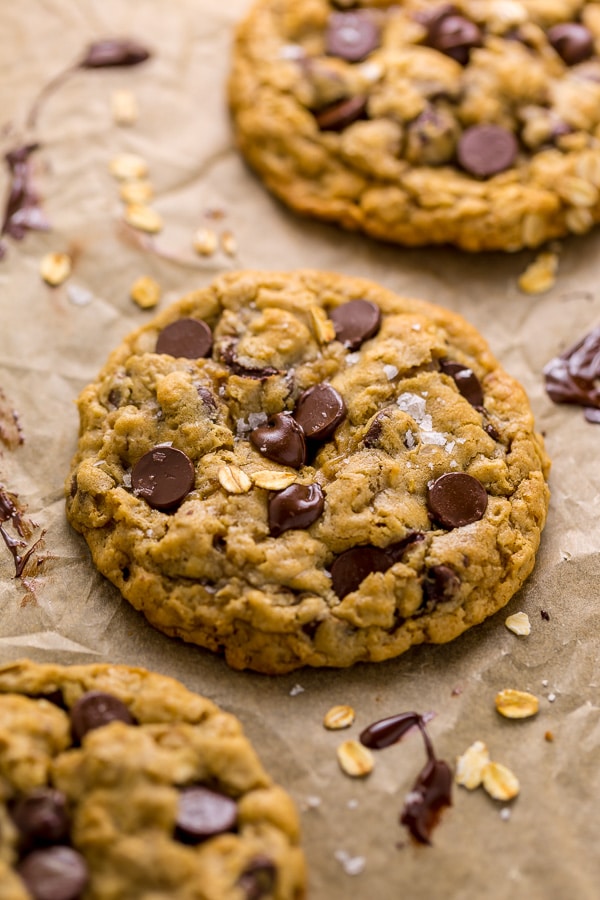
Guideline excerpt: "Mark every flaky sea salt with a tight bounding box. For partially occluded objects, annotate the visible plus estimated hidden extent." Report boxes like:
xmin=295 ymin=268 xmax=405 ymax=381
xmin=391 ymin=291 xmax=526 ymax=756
xmin=383 ymin=364 xmax=398 ymax=380
xmin=346 ymin=352 xmax=360 ymax=366
xmin=334 ymin=850 xmax=366 ymax=876
xmin=289 ymin=684 xmax=305 ymax=697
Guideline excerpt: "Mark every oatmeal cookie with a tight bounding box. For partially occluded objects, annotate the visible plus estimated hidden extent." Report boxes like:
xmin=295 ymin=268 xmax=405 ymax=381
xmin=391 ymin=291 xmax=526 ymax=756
xmin=66 ymin=270 xmax=550 ymax=673
xmin=229 ymin=0 xmax=600 ymax=251
xmin=0 ymin=659 xmax=305 ymax=899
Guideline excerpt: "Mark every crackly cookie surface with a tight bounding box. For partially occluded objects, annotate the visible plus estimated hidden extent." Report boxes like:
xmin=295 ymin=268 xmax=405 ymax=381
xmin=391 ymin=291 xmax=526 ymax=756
xmin=229 ymin=0 xmax=600 ymax=251
xmin=0 ymin=660 xmax=305 ymax=900
xmin=66 ymin=270 xmax=550 ymax=674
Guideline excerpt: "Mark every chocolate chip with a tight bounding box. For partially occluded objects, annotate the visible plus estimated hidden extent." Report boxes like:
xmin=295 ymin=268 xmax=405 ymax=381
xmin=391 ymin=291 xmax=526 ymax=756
xmin=11 ymin=789 xmax=70 ymax=848
xmin=439 ymin=359 xmax=484 ymax=407
xmin=427 ymin=473 xmax=488 ymax=528
xmin=457 ymin=124 xmax=518 ymax=178
xmin=314 ymin=95 xmax=368 ymax=131
xmin=131 ymin=446 xmax=195 ymax=510
xmin=547 ymin=23 xmax=594 ymax=66
xmin=250 ymin=413 xmax=306 ymax=468
xmin=325 ymin=12 xmax=380 ymax=62
xmin=237 ymin=856 xmax=277 ymax=900
xmin=330 ymin=545 xmax=391 ymax=599
xmin=268 ymin=483 xmax=325 ymax=537
xmin=329 ymin=299 xmax=382 ymax=350
xmin=422 ymin=564 xmax=461 ymax=607
xmin=426 ymin=14 xmax=483 ymax=65
xmin=294 ymin=383 xmax=346 ymax=441
xmin=156 ymin=318 xmax=212 ymax=359
xmin=17 ymin=846 xmax=89 ymax=900
xmin=175 ymin=786 xmax=238 ymax=844
xmin=70 ymin=691 xmax=135 ymax=743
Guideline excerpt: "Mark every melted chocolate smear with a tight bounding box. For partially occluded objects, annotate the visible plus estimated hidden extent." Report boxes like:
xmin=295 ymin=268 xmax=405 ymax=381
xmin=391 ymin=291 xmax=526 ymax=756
xmin=360 ymin=712 xmax=452 ymax=845
xmin=0 ymin=386 xmax=24 ymax=450
xmin=0 ymin=484 xmax=45 ymax=578
xmin=544 ymin=326 xmax=600 ymax=416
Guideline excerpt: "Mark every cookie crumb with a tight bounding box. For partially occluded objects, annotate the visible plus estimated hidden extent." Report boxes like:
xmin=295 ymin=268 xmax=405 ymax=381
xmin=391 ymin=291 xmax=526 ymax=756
xmin=111 ymin=89 xmax=139 ymax=125
xmin=505 ymin=611 xmax=531 ymax=635
xmin=518 ymin=251 xmax=559 ymax=295
xmin=40 ymin=252 xmax=71 ymax=286
xmin=130 ymin=275 xmax=161 ymax=309
xmin=193 ymin=227 xmax=218 ymax=257
xmin=221 ymin=230 xmax=237 ymax=257
xmin=544 ymin=730 xmax=555 ymax=742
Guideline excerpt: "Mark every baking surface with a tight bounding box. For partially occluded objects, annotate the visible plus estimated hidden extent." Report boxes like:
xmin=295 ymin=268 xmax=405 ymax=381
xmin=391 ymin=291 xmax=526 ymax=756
xmin=0 ymin=2 xmax=599 ymax=898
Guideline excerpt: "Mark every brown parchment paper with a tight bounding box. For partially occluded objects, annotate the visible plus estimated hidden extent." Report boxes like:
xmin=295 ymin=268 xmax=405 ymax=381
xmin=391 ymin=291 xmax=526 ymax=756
xmin=1 ymin=2 xmax=599 ymax=898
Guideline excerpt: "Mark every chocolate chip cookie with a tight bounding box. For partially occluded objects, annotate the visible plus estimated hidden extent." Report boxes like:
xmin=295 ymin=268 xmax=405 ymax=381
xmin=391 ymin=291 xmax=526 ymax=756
xmin=0 ymin=659 xmax=305 ymax=899
xmin=66 ymin=270 xmax=550 ymax=673
xmin=229 ymin=0 xmax=600 ymax=251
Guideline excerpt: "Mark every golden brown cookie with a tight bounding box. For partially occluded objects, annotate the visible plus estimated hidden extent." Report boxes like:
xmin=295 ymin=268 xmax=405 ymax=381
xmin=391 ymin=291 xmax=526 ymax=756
xmin=229 ymin=0 xmax=600 ymax=251
xmin=66 ymin=270 xmax=550 ymax=673
xmin=0 ymin=659 xmax=305 ymax=899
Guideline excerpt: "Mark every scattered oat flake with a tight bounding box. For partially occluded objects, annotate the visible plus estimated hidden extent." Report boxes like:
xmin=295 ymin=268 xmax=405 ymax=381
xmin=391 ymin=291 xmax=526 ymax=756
xmin=111 ymin=89 xmax=139 ymax=125
xmin=40 ymin=252 xmax=71 ymax=286
xmin=109 ymin=153 xmax=148 ymax=180
xmin=337 ymin=740 xmax=374 ymax=778
xmin=323 ymin=705 xmax=355 ymax=731
xmin=495 ymin=688 xmax=539 ymax=719
xmin=124 ymin=204 xmax=162 ymax=234
xmin=289 ymin=684 xmax=304 ymax=697
xmin=221 ymin=230 xmax=237 ymax=257
xmin=455 ymin=740 xmax=490 ymax=789
xmin=482 ymin=761 xmax=520 ymax=801
xmin=119 ymin=180 xmax=154 ymax=205
xmin=505 ymin=611 xmax=531 ymax=636
xmin=130 ymin=275 xmax=161 ymax=309
xmin=518 ymin=251 xmax=559 ymax=295
xmin=334 ymin=850 xmax=366 ymax=876
xmin=193 ymin=227 xmax=218 ymax=257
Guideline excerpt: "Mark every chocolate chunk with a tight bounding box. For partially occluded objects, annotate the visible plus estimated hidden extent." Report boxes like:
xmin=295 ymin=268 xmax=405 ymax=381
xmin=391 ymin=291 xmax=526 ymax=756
xmin=422 ymin=564 xmax=461 ymax=607
xmin=268 ymin=483 xmax=325 ymax=536
xmin=544 ymin=326 xmax=600 ymax=411
xmin=156 ymin=318 xmax=213 ymax=359
xmin=237 ymin=856 xmax=277 ymax=900
xmin=175 ymin=786 xmax=238 ymax=844
xmin=314 ymin=95 xmax=368 ymax=131
xmin=330 ymin=545 xmax=391 ymax=599
xmin=439 ymin=359 xmax=484 ymax=407
xmin=325 ymin=12 xmax=380 ymax=62
xmin=17 ymin=846 xmax=89 ymax=900
xmin=427 ymin=473 xmax=488 ymax=528
xmin=11 ymin=788 xmax=70 ymax=847
xmin=131 ymin=446 xmax=195 ymax=510
xmin=250 ymin=413 xmax=306 ymax=468
xmin=457 ymin=124 xmax=518 ymax=178
xmin=329 ymin=299 xmax=382 ymax=350
xmin=80 ymin=38 xmax=151 ymax=68
xmin=400 ymin=757 xmax=453 ymax=845
xmin=426 ymin=13 xmax=483 ymax=65
xmin=294 ymin=383 xmax=346 ymax=441
xmin=360 ymin=712 xmax=421 ymax=750
xmin=70 ymin=690 xmax=136 ymax=743
xmin=547 ymin=23 xmax=594 ymax=66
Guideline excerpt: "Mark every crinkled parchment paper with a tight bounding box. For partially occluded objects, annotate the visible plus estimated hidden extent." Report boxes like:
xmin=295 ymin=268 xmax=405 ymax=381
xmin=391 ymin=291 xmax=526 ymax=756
xmin=1 ymin=2 xmax=599 ymax=898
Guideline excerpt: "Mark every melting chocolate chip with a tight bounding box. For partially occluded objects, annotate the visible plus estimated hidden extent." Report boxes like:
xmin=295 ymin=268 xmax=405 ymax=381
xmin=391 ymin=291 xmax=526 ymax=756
xmin=156 ymin=318 xmax=213 ymax=359
xmin=250 ymin=413 xmax=306 ymax=468
xmin=1 ymin=144 xmax=49 ymax=252
xmin=427 ymin=472 xmax=488 ymax=528
xmin=439 ymin=359 xmax=484 ymax=407
xmin=221 ymin=343 xmax=280 ymax=380
xmin=17 ymin=846 xmax=89 ymax=900
xmin=294 ymin=383 xmax=346 ymax=441
xmin=360 ymin=712 xmax=421 ymax=750
xmin=314 ymin=95 xmax=368 ymax=131
xmin=484 ymin=421 xmax=500 ymax=441
xmin=268 ymin=483 xmax=325 ymax=537
xmin=422 ymin=564 xmax=461 ymax=608
xmin=12 ymin=789 xmax=70 ymax=848
xmin=175 ymin=786 xmax=238 ymax=844
xmin=131 ymin=446 xmax=195 ymax=510
xmin=330 ymin=545 xmax=391 ymax=599
xmin=325 ymin=12 xmax=380 ymax=62
xmin=426 ymin=13 xmax=483 ymax=65
xmin=70 ymin=691 xmax=135 ymax=743
xmin=547 ymin=23 xmax=594 ymax=66
xmin=544 ymin=326 xmax=600 ymax=411
xmin=457 ymin=124 xmax=518 ymax=178
xmin=237 ymin=856 xmax=277 ymax=900
xmin=363 ymin=410 xmax=387 ymax=447
xmin=79 ymin=38 xmax=151 ymax=68
xmin=400 ymin=757 xmax=453 ymax=845
xmin=383 ymin=532 xmax=426 ymax=563
xmin=329 ymin=299 xmax=382 ymax=350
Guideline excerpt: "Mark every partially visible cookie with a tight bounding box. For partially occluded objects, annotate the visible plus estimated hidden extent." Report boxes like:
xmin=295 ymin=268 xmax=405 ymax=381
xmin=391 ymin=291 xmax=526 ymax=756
xmin=0 ymin=659 xmax=305 ymax=900
xmin=229 ymin=0 xmax=600 ymax=251
xmin=66 ymin=270 xmax=550 ymax=673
